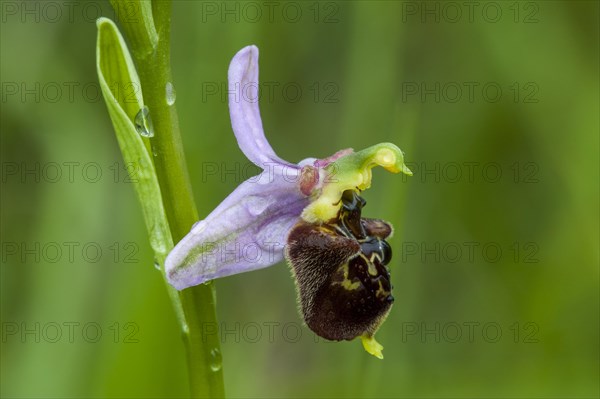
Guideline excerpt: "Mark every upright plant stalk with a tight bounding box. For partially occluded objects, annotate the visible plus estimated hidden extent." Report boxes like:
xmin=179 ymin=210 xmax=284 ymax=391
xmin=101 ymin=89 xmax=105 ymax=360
xmin=103 ymin=1 xmax=225 ymax=397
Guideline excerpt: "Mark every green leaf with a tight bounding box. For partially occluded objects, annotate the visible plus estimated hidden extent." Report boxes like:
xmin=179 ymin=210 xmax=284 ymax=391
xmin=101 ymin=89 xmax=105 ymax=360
xmin=96 ymin=17 xmax=170 ymax=258
xmin=96 ymin=16 xmax=185 ymax=324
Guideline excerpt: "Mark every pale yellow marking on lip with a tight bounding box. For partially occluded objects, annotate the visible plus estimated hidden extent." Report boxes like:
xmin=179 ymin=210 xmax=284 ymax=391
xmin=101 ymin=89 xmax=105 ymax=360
xmin=375 ymin=279 xmax=389 ymax=299
xmin=361 ymin=253 xmax=379 ymax=276
xmin=333 ymin=264 xmax=361 ymax=291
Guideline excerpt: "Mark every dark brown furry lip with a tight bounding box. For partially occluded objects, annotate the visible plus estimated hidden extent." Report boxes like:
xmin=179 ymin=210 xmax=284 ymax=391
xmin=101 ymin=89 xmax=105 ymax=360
xmin=286 ymin=189 xmax=394 ymax=342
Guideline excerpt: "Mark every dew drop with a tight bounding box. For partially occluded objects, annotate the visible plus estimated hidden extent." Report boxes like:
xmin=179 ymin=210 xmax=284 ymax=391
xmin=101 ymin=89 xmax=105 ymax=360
xmin=247 ymin=196 xmax=269 ymax=216
xmin=165 ymin=82 xmax=176 ymax=106
xmin=134 ymin=106 xmax=154 ymax=137
xmin=210 ymin=348 xmax=222 ymax=372
xmin=153 ymin=259 xmax=161 ymax=270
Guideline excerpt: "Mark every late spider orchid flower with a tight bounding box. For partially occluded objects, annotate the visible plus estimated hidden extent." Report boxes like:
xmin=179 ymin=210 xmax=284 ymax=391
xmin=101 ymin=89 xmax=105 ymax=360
xmin=165 ymin=45 xmax=412 ymax=359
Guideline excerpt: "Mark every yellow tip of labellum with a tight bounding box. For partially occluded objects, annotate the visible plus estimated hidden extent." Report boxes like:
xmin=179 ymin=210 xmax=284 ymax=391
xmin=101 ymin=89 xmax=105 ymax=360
xmin=361 ymin=334 xmax=384 ymax=359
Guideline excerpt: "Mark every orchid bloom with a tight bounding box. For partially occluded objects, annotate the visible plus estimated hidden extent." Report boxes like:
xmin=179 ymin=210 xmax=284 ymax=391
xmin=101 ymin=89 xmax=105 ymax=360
xmin=165 ymin=45 xmax=412 ymax=358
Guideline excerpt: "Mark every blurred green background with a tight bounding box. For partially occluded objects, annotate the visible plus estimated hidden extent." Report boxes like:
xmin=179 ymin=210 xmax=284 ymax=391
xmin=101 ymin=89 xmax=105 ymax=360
xmin=1 ymin=1 xmax=598 ymax=398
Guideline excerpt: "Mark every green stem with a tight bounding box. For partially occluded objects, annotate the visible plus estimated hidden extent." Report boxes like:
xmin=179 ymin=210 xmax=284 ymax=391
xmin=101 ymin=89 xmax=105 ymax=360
xmin=119 ymin=2 xmax=225 ymax=397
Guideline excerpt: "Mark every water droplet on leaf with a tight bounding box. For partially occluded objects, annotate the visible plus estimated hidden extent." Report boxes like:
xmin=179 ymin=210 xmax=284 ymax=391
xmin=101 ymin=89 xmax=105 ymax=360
xmin=134 ymin=106 xmax=154 ymax=137
xmin=210 ymin=348 xmax=222 ymax=372
xmin=154 ymin=259 xmax=160 ymax=270
xmin=166 ymin=82 xmax=176 ymax=106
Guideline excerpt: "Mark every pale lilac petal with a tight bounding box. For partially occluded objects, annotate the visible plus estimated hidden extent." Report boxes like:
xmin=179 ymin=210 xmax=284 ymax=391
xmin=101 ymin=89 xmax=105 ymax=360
xmin=165 ymin=173 xmax=308 ymax=290
xmin=228 ymin=45 xmax=297 ymax=170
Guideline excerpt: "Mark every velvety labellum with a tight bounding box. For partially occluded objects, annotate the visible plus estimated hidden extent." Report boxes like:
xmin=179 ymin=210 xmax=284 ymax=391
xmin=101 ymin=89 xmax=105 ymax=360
xmin=286 ymin=190 xmax=394 ymax=341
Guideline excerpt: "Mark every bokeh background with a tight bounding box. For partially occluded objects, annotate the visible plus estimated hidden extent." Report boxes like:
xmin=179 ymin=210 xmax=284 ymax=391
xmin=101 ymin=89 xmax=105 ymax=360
xmin=1 ymin=1 xmax=598 ymax=398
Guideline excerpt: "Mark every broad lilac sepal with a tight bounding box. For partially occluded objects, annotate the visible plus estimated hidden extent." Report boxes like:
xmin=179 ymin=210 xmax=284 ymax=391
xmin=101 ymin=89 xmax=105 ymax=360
xmin=166 ymin=172 xmax=308 ymax=290
xmin=165 ymin=45 xmax=411 ymax=292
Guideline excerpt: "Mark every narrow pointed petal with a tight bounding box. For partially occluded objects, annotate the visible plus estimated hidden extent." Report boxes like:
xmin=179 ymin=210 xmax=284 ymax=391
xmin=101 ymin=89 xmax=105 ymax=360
xmin=166 ymin=174 xmax=309 ymax=290
xmin=228 ymin=45 xmax=297 ymax=170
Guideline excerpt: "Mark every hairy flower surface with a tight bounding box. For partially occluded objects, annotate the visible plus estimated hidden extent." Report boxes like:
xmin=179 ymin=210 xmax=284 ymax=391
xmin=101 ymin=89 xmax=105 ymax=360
xmin=165 ymin=45 xmax=411 ymax=358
